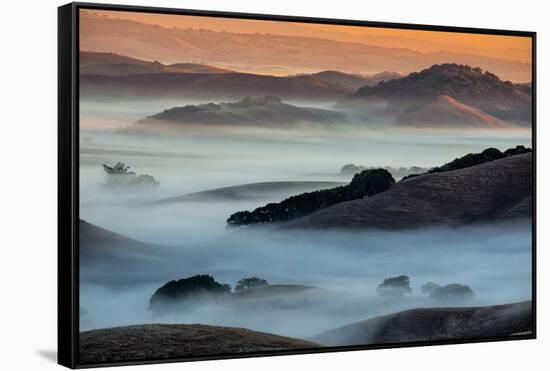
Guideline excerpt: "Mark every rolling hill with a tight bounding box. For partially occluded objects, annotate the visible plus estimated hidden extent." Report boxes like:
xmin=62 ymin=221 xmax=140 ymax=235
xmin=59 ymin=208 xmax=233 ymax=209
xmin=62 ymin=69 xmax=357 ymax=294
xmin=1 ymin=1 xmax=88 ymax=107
xmin=313 ymin=301 xmax=532 ymax=346
xmin=364 ymin=71 xmax=404 ymax=86
xmin=80 ymin=51 xmax=232 ymax=76
xmin=149 ymin=181 xmax=344 ymax=204
xmin=308 ymin=71 xmax=402 ymax=91
xmin=284 ymin=152 xmax=532 ymax=230
xmin=165 ymin=63 xmax=232 ymax=74
xmin=398 ymin=94 xmax=509 ymax=127
xmin=80 ymin=71 xmax=350 ymax=101
xmin=79 ymin=219 xmax=161 ymax=262
xmin=79 ymin=52 xmax=401 ymax=102
xmin=338 ymin=64 xmax=532 ymax=127
xmin=80 ymin=324 xmax=318 ymax=364
xmin=308 ymin=71 xmax=371 ymax=91
xmin=131 ymin=96 xmax=345 ymax=131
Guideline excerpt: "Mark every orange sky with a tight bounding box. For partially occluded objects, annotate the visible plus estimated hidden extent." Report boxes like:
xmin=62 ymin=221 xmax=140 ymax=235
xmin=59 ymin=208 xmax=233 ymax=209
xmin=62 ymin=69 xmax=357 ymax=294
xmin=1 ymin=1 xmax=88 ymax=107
xmin=88 ymin=9 xmax=531 ymax=63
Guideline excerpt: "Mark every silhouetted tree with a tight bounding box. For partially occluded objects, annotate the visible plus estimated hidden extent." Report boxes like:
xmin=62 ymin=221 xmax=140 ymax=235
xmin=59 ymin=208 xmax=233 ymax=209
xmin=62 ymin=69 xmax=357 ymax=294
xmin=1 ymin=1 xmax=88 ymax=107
xmin=504 ymin=145 xmax=532 ymax=157
xmin=103 ymin=162 xmax=131 ymax=174
xmin=149 ymin=275 xmax=231 ymax=313
xmin=421 ymin=282 xmax=442 ymax=296
xmin=235 ymin=277 xmax=270 ymax=292
xmin=227 ymin=169 xmax=395 ymax=227
xmin=102 ymin=162 xmax=159 ymax=189
xmin=401 ymin=145 xmax=532 ymax=181
xmin=376 ymin=275 xmax=412 ymax=298
xmin=430 ymin=283 xmax=474 ymax=301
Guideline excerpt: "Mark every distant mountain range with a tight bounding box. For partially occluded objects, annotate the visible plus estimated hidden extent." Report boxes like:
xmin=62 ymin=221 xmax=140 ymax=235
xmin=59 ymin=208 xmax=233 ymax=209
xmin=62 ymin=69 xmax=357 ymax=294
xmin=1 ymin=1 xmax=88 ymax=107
xmin=80 ymin=52 xmax=404 ymax=101
xmin=81 ymin=51 xmax=531 ymax=128
xmin=80 ymin=51 xmax=234 ymax=76
xmin=339 ymin=64 xmax=532 ymax=127
xmin=80 ymin=11 xmax=531 ymax=82
xmin=308 ymin=70 xmax=402 ymax=91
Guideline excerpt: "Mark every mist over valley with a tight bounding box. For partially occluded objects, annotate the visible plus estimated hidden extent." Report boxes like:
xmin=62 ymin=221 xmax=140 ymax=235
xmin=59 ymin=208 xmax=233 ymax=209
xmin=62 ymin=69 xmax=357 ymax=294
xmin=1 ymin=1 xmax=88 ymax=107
xmin=76 ymin=12 xmax=533 ymax=362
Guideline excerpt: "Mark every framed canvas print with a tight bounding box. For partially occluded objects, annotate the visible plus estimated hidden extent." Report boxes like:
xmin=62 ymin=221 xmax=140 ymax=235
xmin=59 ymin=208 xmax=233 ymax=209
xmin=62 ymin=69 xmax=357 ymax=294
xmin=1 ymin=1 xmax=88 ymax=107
xmin=58 ymin=2 xmax=536 ymax=368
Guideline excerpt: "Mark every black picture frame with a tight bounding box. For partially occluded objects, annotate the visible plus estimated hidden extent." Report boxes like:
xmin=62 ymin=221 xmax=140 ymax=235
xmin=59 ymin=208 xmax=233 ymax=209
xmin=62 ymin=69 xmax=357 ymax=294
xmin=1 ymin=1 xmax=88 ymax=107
xmin=58 ymin=2 xmax=537 ymax=368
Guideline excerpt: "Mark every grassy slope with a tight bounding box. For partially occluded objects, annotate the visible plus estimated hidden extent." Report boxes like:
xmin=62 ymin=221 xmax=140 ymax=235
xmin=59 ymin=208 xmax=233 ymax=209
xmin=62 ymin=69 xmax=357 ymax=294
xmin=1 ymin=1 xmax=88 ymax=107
xmin=314 ymin=301 xmax=532 ymax=346
xmin=284 ymin=153 xmax=532 ymax=230
xmin=79 ymin=323 xmax=318 ymax=364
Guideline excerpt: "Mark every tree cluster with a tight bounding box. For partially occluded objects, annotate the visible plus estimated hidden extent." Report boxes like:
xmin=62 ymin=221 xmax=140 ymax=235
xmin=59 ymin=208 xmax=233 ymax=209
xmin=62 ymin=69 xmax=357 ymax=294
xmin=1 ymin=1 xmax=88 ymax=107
xmin=235 ymin=277 xmax=270 ymax=292
xmin=149 ymin=275 xmax=231 ymax=312
xmin=340 ymin=164 xmax=428 ymax=179
xmin=102 ymin=162 xmax=160 ymax=189
xmin=376 ymin=275 xmax=412 ymax=298
xmin=227 ymin=169 xmax=395 ymax=227
xmin=402 ymin=145 xmax=532 ymax=181
xmin=376 ymin=276 xmax=474 ymax=301
xmin=422 ymin=282 xmax=475 ymax=301
xmin=149 ymin=275 xmax=271 ymax=313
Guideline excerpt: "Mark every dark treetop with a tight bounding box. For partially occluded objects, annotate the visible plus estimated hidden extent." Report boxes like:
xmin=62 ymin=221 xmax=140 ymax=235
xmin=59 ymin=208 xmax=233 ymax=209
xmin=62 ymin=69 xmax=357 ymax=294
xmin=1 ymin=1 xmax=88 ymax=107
xmin=227 ymin=169 xmax=395 ymax=228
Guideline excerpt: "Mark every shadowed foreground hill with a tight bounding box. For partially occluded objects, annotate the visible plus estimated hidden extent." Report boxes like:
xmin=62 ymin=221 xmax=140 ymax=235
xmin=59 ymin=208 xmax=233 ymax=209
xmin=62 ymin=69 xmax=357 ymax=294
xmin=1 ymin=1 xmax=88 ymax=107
xmin=314 ymin=301 xmax=532 ymax=346
xmin=284 ymin=153 xmax=532 ymax=230
xmin=79 ymin=324 xmax=318 ymax=364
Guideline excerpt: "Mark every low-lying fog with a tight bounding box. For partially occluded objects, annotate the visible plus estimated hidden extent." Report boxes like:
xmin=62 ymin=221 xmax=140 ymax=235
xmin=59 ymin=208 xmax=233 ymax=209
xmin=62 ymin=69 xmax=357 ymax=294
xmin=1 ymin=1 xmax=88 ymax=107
xmin=80 ymin=223 xmax=532 ymax=338
xmin=80 ymin=99 xmax=531 ymax=245
xmin=79 ymin=98 xmax=532 ymax=339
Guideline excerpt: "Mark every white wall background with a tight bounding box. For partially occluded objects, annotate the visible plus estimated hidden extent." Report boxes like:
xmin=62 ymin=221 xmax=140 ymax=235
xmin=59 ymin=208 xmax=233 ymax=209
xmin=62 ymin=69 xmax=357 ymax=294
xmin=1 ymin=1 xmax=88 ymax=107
xmin=0 ymin=0 xmax=547 ymax=369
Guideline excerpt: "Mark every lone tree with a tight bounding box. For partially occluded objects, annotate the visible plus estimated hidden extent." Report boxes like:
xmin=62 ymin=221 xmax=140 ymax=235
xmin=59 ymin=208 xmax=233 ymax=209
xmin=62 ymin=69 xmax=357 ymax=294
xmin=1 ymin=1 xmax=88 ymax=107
xmin=430 ymin=283 xmax=474 ymax=301
xmin=376 ymin=275 xmax=412 ymax=298
xmin=149 ymin=275 xmax=231 ymax=314
xmin=103 ymin=162 xmax=131 ymax=174
xmin=102 ymin=162 xmax=160 ymax=189
xmin=421 ymin=282 xmax=442 ymax=296
xmin=235 ymin=277 xmax=270 ymax=292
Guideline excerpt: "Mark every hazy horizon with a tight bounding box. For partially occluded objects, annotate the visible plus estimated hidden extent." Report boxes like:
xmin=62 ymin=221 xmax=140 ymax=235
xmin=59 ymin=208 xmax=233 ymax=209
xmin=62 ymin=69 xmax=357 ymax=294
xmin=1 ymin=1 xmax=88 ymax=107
xmin=80 ymin=9 xmax=532 ymax=81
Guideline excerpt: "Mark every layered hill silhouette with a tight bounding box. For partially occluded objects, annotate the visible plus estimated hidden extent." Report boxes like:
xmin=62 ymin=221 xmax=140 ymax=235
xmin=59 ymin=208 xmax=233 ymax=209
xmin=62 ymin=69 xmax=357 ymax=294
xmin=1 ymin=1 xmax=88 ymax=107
xmin=131 ymin=96 xmax=344 ymax=130
xmin=339 ymin=64 xmax=532 ymax=127
xmin=80 ymin=51 xmax=233 ymax=76
xmin=314 ymin=301 xmax=532 ymax=346
xmin=81 ymin=52 xmax=531 ymax=129
xmin=81 ymin=71 xmax=350 ymax=101
xmin=80 ymin=10 xmax=531 ymax=82
xmin=79 ymin=324 xmax=318 ymax=364
xmin=80 ymin=51 xmax=402 ymax=101
xmin=284 ymin=152 xmax=532 ymax=230
xmin=308 ymin=71 xmax=402 ymax=91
